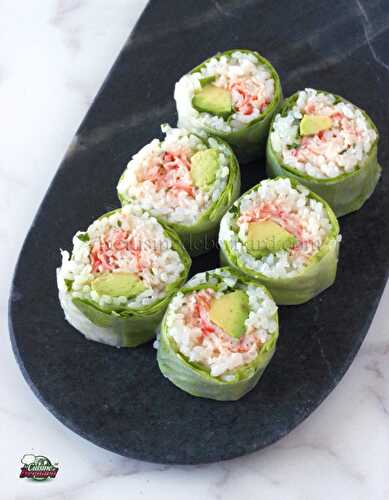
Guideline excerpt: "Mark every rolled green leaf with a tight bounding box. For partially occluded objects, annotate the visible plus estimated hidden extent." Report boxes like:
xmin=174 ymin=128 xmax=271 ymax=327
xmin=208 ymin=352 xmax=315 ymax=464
xmin=157 ymin=267 xmax=279 ymax=401
xmin=218 ymin=177 xmax=341 ymax=305
xmin=266 ymin=88 xmax=381 ymax=216
xmin=117 ymin=125 xmax=240 ymax=256
xmin=57 ymin=205 xmax=191 ymax=347
xmin=174 ymin=49 xmax=282 ymax=163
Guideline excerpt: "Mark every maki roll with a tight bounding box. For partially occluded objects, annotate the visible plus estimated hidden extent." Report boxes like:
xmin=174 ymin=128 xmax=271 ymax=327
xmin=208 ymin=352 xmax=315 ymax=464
xmin=117 ymin=125 xmax=240 ymax=256
xmin=267 ymin=88 xmax=380 ymax=216
xmin=57 ymin=205 xmax=191 ymax=347
xmin=218 ymin=178 xmax=341 ymax=305
xmin=174 ymin=49 xmax=282 ymax=163
xmin=157 ymin=268 xmax=278 ymax=401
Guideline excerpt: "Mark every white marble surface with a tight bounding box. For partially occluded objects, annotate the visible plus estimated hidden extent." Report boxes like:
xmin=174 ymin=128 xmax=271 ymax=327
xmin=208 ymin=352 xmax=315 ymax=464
xmin=1 ymin=1 xmax=389 ymax=499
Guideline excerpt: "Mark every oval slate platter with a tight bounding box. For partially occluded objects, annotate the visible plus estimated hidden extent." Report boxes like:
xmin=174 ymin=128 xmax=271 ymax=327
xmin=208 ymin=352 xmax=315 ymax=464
xmin=9 ymin=0 xmax=389 ymax=464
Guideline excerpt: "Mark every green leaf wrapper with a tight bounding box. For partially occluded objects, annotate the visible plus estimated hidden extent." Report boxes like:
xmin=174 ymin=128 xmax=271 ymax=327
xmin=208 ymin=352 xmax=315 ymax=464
xmin=219 ymin=179 xmax=341 ymax=305
xmin=58 ymin=212 xmax=191 ymax=347
xmin=157 ymin=268 xmax=279 ymax=401
xmin=118 ymin=135 xmax=241 ymax=257
xmin=177 ymin=49 xmax=283 ymax=163
xmin=266 ymin=91 xmax=381 ymax=217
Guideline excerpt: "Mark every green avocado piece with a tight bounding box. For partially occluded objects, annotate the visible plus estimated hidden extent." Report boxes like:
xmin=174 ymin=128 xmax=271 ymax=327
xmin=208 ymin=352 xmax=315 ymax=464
xmin=190 ymin=149 xmax=220 ymax=191
xmin=300 ymin=114 xmax=332 ymax=136
xmin=246 ymin=220 xmax=297 ymax=258
xmin=192 ymin=84 xmax=232 ymax=118
xmin=209 ymin=290 xmax=249 ymax=339
xmin=91 ymin=272 xmax=146 ymax=298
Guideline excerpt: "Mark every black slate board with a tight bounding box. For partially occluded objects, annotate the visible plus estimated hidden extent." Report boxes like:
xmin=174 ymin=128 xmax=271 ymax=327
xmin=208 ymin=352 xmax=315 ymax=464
xmin=9 ymin=0 xmax=389 ymax=464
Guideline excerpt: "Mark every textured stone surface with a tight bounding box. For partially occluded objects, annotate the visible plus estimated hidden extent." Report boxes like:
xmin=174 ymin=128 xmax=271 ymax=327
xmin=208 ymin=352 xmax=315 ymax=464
xmin=9 ymin=0 xmax=389 ymax=464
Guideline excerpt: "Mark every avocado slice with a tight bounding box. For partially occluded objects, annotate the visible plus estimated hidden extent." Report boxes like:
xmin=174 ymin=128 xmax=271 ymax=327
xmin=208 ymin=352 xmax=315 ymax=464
xmin=300 ymin=114 xmax=332 ymax=136
xmin=91 ymin=272 xmax=146 ymax=298
xmin=246 ymin=220 xmax=297 ymax=258
xmin=209 ymin=290 xmax=250 ymax=338
xmin=192 ymin=84 xmax=232 ymax=118
xmin=190 ymin=149 xmax=219 ymax=191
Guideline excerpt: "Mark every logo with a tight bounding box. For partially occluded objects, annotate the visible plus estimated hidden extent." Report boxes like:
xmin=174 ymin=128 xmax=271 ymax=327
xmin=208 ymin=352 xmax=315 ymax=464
xmin=19 ymin=454 xmax=59 ymax=481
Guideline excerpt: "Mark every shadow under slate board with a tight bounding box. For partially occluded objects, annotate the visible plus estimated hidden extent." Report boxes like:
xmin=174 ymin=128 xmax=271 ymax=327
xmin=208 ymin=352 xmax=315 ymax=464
xmin=9 ymin=0 xmax=389 ymax=464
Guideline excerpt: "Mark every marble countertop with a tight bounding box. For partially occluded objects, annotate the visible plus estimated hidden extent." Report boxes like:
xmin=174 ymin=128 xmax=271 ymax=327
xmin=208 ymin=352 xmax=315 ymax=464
xmin=2 ymin=1 xmax=388 ymax=498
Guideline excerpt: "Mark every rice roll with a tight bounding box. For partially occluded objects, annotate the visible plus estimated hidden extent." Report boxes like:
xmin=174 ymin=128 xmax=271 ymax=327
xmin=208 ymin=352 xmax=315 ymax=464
xmin=57 ymin=205 xmax=191 ymax=347
xmin=267 ymin=88 xmax=381 ymax=216
xmin=174 ymin=49 xmax=282 ymax=163
xmin=157 ymin=268 xmax=278 ymax=401
xmin=218 ymin=177 xmax=341 ymax=305
xmin=117 ymin=125 xmax=240 ymax=256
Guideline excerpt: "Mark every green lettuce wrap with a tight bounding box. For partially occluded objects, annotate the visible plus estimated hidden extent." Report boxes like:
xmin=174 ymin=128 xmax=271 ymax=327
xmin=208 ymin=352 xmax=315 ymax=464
xmin=117 ymin=125 xmax=240 ymax=257
xmin=266 ymin=88 xmax=381 ymax=216
xmin=218 ymin=177 xmax=341 ymax=305
xmin=174 ymin=49 xmax=282 ymax=163
xmin=57 ymin=204 xmax=191 ymax=347
xmin=157 ymin=268 xmax=278 ymax=401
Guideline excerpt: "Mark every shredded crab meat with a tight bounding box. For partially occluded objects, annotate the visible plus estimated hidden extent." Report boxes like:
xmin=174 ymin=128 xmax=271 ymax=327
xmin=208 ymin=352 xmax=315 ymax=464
xmin=183 ymin=289 xmax=263 ymax=355
xmin=141 ymin=151 xmax=195 ymax=198
xmin=229 ymin=80 xmax=270 ymax=116
xmin=291 ymin=108 xmax=362 ymax=166
xmin=238 ymin=200 xmax=323 ymax=261
xmin=205 ymin=53 xmax=274 ymax=120
xmin=90 ymin=227 xmax=145 ymax=274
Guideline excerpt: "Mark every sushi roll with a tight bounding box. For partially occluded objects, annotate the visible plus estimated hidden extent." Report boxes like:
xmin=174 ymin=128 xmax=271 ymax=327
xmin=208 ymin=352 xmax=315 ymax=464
xmin=218 ymin=178 xmax=341 ymax=305
xmin=174 ymin=49 xmax=282 ymax=163
xmin=267 ymin=88 xmax=381 ymax=216
xmin=157 ymin=268 xmax=278 ymax=401
xmin=57 ymin=205 xmax=191 ymax=347
xmin=117 ymin=125 xmax=240 ymax=256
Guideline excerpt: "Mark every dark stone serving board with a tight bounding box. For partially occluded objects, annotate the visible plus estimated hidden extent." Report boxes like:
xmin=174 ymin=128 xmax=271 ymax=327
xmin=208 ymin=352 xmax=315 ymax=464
xmin=9 ymin=0 xmax=389 ymax=464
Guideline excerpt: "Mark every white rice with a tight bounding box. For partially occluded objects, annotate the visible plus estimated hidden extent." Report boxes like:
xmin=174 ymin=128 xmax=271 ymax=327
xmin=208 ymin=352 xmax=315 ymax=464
xmin=117 ymin=126 xmax=230 ymax=226
xmin=219 ymin=178 xmax=339 ymax=278
xmin=175 ymin=51 xmax=275 ymax=133
xmin=270 ymin=88 xmax=377 ymax=179
xmin=164 ymin=269 xmax=277 ymax=378
xmin=57 ymin=205 xmax=185 ymax=310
